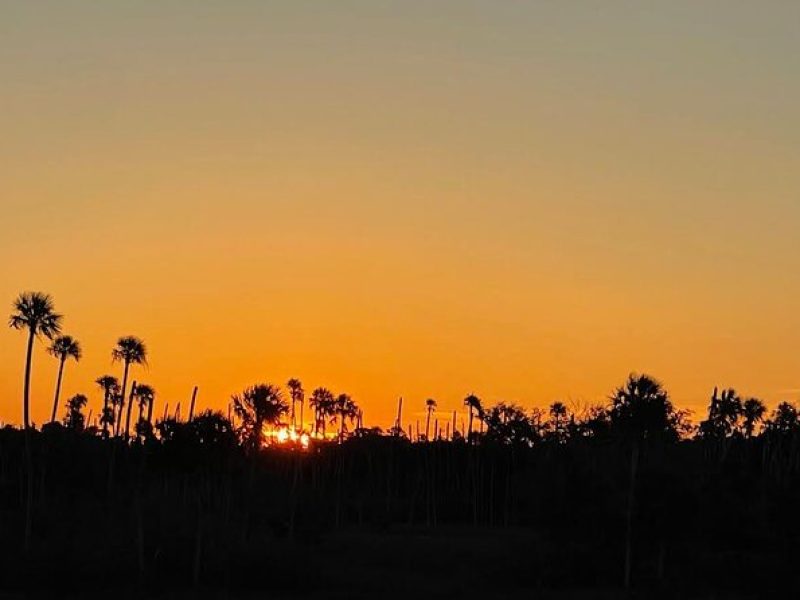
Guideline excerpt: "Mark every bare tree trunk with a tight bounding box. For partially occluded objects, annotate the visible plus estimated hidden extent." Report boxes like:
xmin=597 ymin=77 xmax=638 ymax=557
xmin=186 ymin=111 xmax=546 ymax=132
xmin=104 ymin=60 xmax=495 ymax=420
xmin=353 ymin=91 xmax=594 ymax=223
xmin=50 ymin=357 xmax=65 ymax=424
xmin=102 ymin=390 xmax=110 ymax=439
xmin=299 ymin=400 xmax=304 ymax=433
xmin=124 ymin=381 xmax=138 ymax=441
xmin=116 ymin=361 xmax=131 ymax=437
xmin=22 ymin=329 xmax=35 ymax=553
xmin=23 ymin=329 xmax=34 ymax=430
xmin=395 ymin=397 xmax=403 ymax=436
xmin=189 ymin=386 xmax=198 ymax=421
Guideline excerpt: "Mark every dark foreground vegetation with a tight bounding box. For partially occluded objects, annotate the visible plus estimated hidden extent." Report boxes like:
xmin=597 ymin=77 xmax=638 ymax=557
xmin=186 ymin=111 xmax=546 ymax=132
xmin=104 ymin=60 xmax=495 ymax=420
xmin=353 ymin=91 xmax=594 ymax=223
xmin=2 ymin=411 xmax=800 ymax=599
xmin=5 ymin=291 xmax=800 ymax=598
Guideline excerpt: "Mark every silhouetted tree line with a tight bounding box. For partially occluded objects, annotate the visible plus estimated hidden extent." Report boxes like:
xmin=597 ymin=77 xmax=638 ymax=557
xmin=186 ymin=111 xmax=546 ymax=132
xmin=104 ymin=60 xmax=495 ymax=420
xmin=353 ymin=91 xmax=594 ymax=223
xmin=5 ymin=291 xmax=800 ymax=596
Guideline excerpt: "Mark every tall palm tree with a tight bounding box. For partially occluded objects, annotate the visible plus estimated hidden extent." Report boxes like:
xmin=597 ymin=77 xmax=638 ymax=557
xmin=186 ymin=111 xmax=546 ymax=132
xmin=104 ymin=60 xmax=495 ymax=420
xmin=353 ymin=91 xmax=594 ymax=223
xmin=464 ymin=394 xmax=483 ymax=443
xmin=96 ymin=375 xmax=119 ymax=438
xmin=47 ymin=335 xmax=82 ymax=424
xmin=334 ymin=393 xmax=358 ymax=442
xmin=425 ymin=398 xmax=437 ymax=440
xmin=231 ymin=383 xmax=288 ymax=451
xmin=111 ymin=336 xmax=147 ymax=438
xmin=8 ymin=292 xmax=63 ymax=429
xmin=287 ymin=378 xmax=304 ymax=430
xmin=309 ymin=387 xmax=335 ymax=436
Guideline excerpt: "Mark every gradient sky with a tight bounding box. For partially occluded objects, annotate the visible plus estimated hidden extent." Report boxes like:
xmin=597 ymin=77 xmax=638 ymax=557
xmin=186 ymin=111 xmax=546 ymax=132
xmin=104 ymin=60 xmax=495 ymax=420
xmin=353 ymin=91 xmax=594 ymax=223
xmin=2 ymin=1 xmax=799 ymax=429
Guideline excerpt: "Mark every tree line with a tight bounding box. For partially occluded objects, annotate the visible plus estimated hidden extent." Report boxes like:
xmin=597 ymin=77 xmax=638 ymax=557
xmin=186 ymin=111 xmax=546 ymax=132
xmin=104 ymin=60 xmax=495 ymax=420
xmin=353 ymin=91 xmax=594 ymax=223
xmin=8 ymin=291 xmax=800 ymax=448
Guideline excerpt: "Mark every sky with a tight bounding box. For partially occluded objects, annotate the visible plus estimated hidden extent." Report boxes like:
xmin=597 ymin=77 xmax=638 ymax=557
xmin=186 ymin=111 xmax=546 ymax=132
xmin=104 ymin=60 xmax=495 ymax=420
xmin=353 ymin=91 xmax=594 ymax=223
xmin=1 ymin=1 xmax=799 ymax=429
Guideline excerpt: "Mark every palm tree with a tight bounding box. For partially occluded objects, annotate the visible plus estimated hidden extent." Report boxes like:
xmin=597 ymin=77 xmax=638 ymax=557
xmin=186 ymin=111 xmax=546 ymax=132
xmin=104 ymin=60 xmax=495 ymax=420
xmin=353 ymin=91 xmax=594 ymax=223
xmin=63 ymin=393 xmax=88 ymax=431
xmin=608 ymin=373 xmax=686 ymax=442
xmin=765 ymin=402 xmax=800 ymax=434
xmin=96 ymin=375 xmax=119 ymax=438
xmin=425 ymin=398 xmax=437 ymax=440
xmin=8 ymin=292 xmax=63 ymax=428
xmin=287 ymin=378 xmax=304 ymax=430
xmin=464 ymin=394 xmax=483 ymax=443
xmin=232 ymin=384 xmax=288 ymax=451
xmin=334 ymin=393 xmax=358 ymax=442
xmin=47 ymin=335 xmax=82 ymax=424
xmin=111 ymin=336 xmax=147 ymax=438
xmin=133 ymin=384 xmax=155 ymax=440
xmin=309 ymin=387 xmax=335 ymax=436
xmin=742 ymin=397 xmax=766 ymax=438
xmin=607 ymin=374 xmax=681 ymax=590
xmin=699 ymin=387 xmax=743 ymax=439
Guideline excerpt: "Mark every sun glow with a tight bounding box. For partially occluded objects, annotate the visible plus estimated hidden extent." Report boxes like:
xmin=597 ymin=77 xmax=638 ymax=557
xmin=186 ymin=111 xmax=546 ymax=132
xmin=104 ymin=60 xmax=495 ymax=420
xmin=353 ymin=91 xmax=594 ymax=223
xmin=262 ymin=425 xmax=311 ymax=449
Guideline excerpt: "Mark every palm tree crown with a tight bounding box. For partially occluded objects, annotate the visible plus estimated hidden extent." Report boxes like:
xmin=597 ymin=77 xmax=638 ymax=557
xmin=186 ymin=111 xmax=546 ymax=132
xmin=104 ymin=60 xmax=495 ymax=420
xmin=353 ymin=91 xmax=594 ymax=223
xmin=232 ymin=384 xmax=288 ymax=450
xmin=48 ymin=335 xmax=82 ymax=363
xmin=609 ymin=373 xmax=687 ymax=442
xmin=9 ymin=292 xmax=62 ymax=338
xmin=309 ymin=387 xmax=336 ymax=435
xmin=334 ymin=393 xmax=358 ymax=441
xmin=96 ymin=375 xmax=120 ymax=437
xmin=287 ymin=378 xmax=304 ymax=429
xmin=111 ymin=336 xmax=147 ymax=367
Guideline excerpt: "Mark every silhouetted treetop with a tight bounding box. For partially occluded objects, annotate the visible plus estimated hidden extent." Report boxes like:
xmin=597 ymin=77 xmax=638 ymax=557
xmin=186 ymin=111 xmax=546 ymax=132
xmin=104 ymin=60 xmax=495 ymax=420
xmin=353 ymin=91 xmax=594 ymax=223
xmin=608 ymin=374 xmax=689 ymax=442
xmin=8 ymin=292 xmax=63 ymax=339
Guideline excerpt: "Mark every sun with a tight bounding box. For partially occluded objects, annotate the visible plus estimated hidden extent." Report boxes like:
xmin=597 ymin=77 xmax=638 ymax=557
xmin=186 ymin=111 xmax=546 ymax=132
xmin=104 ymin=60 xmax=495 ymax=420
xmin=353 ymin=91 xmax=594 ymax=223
xmin=262 ymin=425 xmax=311 ymax=449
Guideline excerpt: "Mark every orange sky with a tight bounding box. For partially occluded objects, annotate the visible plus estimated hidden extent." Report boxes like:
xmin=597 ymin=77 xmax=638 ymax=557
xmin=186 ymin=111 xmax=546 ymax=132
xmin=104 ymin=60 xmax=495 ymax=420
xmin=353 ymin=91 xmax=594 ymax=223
xmin=2 ymin=1 xmax=800 ymax=428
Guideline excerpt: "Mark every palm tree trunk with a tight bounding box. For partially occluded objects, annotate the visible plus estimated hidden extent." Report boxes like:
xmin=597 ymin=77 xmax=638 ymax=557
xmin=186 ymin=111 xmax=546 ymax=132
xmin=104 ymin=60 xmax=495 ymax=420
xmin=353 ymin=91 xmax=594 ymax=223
xmin=22 ymin=328 xmax=35 ymax=552
xmin=124 ymin=381 xmax=137 ymax=441
xmin=146 ymin=398 xmax=154 ymax=424
xmin=102 ymin=390 xmax=110 ymax=438
xmin=50 ymin=357 xmax=66 ymax=424
xmin=116 ymin=361 xmax=131 ymax=437
xmin=189 ymin=386 xmax=198 ymax=421
xmin=23 ymin=328 xmax=35 ymax=430
xmin=425 ymin=410 xmax=431 ymax=440
xmin=299 ymin=400 xmax=304 ymax=433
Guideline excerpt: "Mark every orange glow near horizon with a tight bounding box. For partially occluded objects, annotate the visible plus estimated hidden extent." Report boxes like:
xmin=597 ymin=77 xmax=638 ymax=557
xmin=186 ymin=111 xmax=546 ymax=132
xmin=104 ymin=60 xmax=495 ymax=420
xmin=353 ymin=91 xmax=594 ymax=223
xmin=2 ymin=2 xmax=800 ymax=428
xmin=262 ymin=425 xmax=311 ymax=449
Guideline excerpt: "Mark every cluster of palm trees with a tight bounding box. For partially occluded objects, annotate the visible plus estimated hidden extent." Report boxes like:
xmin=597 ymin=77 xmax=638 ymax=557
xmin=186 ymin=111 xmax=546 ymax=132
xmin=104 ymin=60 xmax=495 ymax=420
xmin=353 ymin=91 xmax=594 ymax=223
xmin=231 ymin=380 xmax=362 ymax=449
xmin=8 ymin=291 xmax=154 ymax=438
